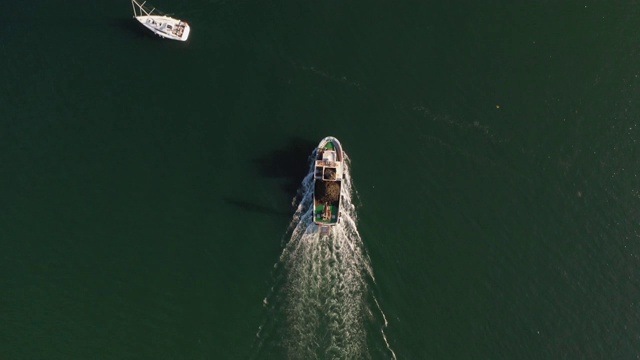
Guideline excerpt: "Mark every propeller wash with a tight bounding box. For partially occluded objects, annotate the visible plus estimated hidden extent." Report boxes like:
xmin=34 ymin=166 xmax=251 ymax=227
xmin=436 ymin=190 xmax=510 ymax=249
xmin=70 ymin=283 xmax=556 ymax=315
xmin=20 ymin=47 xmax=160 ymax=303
xmin=254 ymin=149 xmax=396 ymax=360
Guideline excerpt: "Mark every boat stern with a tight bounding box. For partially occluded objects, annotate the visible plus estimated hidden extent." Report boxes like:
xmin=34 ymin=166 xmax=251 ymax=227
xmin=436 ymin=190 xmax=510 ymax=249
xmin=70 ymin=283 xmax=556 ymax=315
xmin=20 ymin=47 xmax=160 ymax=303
xmin=318 ymin=225 xmax=332 ymax=236
xmin=179 ymin=22 xmax=190 ymax=41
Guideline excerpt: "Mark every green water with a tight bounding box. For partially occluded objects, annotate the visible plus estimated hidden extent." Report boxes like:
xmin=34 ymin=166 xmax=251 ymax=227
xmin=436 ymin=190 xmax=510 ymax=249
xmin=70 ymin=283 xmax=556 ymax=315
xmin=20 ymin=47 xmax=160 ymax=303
xmin=2 ymin=1 xmax=640 ymax=359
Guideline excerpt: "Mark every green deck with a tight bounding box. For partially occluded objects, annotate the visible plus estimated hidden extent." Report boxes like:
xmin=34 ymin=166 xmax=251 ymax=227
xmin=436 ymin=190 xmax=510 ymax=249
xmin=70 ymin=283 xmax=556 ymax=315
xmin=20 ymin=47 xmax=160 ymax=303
xmin=314 ymin=204 xmax=339 ymax=224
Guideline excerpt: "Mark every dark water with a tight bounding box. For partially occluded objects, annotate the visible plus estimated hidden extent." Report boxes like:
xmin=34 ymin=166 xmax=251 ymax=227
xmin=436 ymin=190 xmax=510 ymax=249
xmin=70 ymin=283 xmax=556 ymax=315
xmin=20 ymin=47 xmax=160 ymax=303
xmin=2 ymin=1 xmax=639 ymax=359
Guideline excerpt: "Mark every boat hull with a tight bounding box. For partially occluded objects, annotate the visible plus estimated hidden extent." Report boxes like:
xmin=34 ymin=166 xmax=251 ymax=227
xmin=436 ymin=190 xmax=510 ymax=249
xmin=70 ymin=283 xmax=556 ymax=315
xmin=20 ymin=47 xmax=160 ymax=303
xmin=135 ymin=15 xmax=190 ymax=41
xmin=313 ymin=137 xmax=344 ymax=227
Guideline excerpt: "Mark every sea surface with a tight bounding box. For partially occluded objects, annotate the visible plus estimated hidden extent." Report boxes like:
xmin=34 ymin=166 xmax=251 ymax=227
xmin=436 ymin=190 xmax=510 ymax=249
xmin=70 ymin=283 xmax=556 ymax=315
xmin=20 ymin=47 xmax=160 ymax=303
xmin=1 ymin=1 xmax=639 ymax=359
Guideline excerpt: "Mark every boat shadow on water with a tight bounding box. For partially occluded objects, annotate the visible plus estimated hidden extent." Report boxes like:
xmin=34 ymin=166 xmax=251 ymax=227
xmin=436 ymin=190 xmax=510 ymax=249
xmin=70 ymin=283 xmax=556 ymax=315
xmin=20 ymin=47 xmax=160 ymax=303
xmin=253 ymin=137 xmax=317 ymax=201
xmin=223 ymin=198 xmax=291 ymax=218
xmin=113 ymin=18 xmax=156 ymax=39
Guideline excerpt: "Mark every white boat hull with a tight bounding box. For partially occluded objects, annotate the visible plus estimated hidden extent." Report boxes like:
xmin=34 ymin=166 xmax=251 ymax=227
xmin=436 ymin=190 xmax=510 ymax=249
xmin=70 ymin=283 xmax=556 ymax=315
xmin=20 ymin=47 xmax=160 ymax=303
xmin=135 ymin=15 xmax=190 ymax=41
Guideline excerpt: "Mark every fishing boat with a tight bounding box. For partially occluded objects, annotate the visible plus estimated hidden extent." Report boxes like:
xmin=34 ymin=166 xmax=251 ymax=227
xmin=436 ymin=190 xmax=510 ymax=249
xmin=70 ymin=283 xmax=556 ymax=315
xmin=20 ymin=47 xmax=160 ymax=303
xmin=313 ymin=137 xmax=344 ymax=232
xmin=131 ymin=0 xmax=190 ymax=41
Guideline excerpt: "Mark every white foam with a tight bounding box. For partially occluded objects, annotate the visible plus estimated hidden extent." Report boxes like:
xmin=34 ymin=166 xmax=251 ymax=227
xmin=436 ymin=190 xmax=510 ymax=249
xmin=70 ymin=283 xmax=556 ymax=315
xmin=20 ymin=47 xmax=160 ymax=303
xmin=253 ymin=150 xmax=397 ymax=360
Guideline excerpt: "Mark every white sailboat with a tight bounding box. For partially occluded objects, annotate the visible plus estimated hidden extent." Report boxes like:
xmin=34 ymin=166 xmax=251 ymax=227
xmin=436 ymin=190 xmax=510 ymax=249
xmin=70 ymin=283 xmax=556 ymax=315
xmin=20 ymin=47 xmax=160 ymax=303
xmin=131 ymin=0 xmax=190 ymax=41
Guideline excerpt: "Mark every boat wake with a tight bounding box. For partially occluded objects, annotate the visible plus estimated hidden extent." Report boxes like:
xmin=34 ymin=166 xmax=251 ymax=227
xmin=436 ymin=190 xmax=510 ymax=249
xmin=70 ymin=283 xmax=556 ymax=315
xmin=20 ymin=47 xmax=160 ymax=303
xmin=253 ymin=151 xmax=396 ymax=360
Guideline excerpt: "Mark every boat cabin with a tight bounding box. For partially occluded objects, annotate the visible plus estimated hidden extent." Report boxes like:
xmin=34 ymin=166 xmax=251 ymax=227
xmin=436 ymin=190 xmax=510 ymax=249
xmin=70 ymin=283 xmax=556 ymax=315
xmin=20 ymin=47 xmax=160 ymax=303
xmin=314 ymin=149 xmax=342 ymax=181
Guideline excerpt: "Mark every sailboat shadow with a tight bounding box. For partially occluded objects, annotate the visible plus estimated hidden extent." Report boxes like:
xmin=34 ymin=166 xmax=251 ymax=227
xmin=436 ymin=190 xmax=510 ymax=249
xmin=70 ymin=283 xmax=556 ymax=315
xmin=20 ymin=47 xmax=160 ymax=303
xmin=112 ymin=18 xmax=156 ymax=39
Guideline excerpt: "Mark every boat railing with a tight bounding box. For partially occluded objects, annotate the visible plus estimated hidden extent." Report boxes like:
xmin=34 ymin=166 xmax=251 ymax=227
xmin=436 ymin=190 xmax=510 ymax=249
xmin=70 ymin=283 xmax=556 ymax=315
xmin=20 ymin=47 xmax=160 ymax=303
xmin=132 ymin=0 xmax=165 ymax=17
xmin=316 ymin=160 xmax=338 ymax=167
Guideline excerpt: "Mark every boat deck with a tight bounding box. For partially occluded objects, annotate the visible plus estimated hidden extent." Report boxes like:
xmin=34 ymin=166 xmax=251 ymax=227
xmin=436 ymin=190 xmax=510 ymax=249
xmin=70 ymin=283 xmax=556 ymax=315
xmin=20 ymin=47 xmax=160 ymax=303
xmin=314 ymin=204 xmax=339 ymax=224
